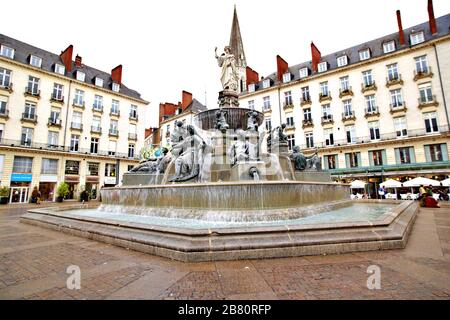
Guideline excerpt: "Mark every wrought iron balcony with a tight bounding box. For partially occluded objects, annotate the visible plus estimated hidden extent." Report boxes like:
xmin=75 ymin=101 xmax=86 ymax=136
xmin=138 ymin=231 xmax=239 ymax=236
xmin=70 ymin=122 xmax=83 ymax=131
xmin=0 ymin=82 xmax=13 ymax=93
xmin=109 ymin=128 xmax=119 ymax=137
xmin=389 ymin=102 xmax=407 ymax=113
xmin=414 ymin=66 xmax=433 ymax=81
xmin=339 ymin=86 xmax=353 ymax=98
xmin=321 ymin=115 xmax=334 ymax=125
xmin=0 ymin=108 xmax=9 ymax=119
xmin=21 ymin=113 xmax=37 ymax=123
xmin=129 ymin=113 xmax=138 ymax=121
xmin=302 ymin=119 xmax=314 ymax=129
xmin=47 ymin=117 xmax=62 ymax=127
xmin=364 ymin=107 xmax=380 ymax=117
xmin=342 ymin=111 xmax=355 ymax=121
xmin=50 ymin=94 xmax=64 ymax=104
xmin=90 ymin=126 xmax=102 ymax=134
xmin=92 ymin=104 xmax=104 ymax=113
xmin=386 ymin=74 xmax=403 ymax=87
xmin=72 ymin=100 xmax=85 ymax=109
xmin=283 ymin=101 xmax=294 ymax=110
xmin=300 ymin=96 xmax=312 ymax=106
xmin=418 ymin=95 xmax=438 ymax=109
xmin=319 ymin=92 xmax=332 ymax=102
xmin=24 ymin=86 xmax=40 ymax=98
xmin=361 ymin=81 xmax=377 ymax=93
xmin=110 ymin=109 xmax=120 ymax=117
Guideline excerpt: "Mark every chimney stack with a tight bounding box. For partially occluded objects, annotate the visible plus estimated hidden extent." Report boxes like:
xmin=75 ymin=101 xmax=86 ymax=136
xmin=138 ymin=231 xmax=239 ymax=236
xmin=428 ymin=0 xmax=437 ymax=34
xmin=111 ymin=65 xmax=123 ymax=84
xmin=75 ymin=55 xmax=82 ymax=67
xmin=276 ymin=55 xmax=289 ymax=82
xmin=311 ymin=42 xmax=322 ymax=73
xmin=181 ymin=90 xmax=193 ymax=110
xmin=396 ymin=10 xmax=406 ymax=46
xmin=59 ymin=45 xmax=73 ymax=72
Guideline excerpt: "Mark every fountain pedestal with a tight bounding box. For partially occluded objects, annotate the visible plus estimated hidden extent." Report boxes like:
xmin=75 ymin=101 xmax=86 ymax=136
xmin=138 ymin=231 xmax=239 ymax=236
xmin=218 ymin=90 xmax=239 ymax=108
xmin=230 ymin=161 xmax=266 ymax=181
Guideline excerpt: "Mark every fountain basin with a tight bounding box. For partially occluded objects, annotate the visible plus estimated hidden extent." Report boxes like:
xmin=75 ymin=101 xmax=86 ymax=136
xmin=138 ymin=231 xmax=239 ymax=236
xmin=100 ymin=181 xmax=349 ymax=211
xmin=21 ymin=200 xmax=418 ymax=262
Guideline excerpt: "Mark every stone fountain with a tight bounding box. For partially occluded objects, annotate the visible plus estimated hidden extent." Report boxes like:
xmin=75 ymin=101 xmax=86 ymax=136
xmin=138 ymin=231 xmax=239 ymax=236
xmin=21 ymin=44 xmax=418 ymax=262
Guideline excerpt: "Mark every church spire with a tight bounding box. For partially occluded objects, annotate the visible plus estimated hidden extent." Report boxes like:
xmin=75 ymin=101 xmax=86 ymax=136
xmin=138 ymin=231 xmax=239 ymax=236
xmin=229 ymin=5 xmax=247 ymax=68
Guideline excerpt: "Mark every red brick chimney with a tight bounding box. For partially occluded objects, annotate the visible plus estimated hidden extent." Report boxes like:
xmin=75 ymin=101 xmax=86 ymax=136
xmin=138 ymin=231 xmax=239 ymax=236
xmin=276 ymin=55 xmax=289 ymax=82
xmin=246 ymin=66 xmax=259 ymax=87
xmin=75 ymin=55 xmax=82 ymax=67
xmin=111 ymin=65 xmax=122 ymax=84
xmin=396 ymin=10 xmax=405 ymax=46
xmin=59 ymin=45 xmax=73 ymax=72
xmin=428 ymin=0 xmax=437 ymax=34
xmin=311 ymin=42 xmax=321 ymax=73
xmin=181 ymin=90 xmax=193 ymax=110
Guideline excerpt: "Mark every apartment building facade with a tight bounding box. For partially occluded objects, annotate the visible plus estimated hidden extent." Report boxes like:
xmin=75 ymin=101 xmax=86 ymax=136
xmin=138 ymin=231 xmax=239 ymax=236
xmin=239 ymin=4 xmax=450 ymax=196
xmin=0 ymin=34 xmax=148 ymax=203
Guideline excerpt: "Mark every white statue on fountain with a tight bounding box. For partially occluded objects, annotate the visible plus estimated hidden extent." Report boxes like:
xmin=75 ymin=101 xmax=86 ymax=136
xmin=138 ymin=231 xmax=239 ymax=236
xmin=215 ymin=46 xmax=239 ymax=93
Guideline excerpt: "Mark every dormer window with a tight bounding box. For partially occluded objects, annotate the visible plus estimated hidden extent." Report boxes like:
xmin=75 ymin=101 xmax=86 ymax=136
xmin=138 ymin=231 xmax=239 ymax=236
xmin=76 ymin=71 xmax=85 ymax=82
xmin=95 ymin=77 xmax=104 ymax=87
xmin=0 ymin=45 xmax=14 ymax=59
xmin=299 ymin=68 xmax=308 ymax=79
xmin=410 ymin=31 xmax=425 ymax=45
xmin=54 ymin=64 xmax=65 ymax=75
xmin=248 ymin=83 xmax=255 ymax=93
xmin=383 ymin=41 xmax=396 ymax=53
xmin=282 ymin=72 xmax=291 ymax=83
xmin=30 ymin=55 xmax=42 ymax=68
xmin=318 ymin=62 xmax=327 ymax=73
xmin=112 ymin=83 xmax=120 ymax=92
xmin=262 ymin=79 xmax=271 ymax=89
xmin=359 ymin=49 xmax=370 ymax=61
xmin=337 ymin=55 xmax=348 ymax=67
xmin=176 ymin=107 xmax=183 ymax=115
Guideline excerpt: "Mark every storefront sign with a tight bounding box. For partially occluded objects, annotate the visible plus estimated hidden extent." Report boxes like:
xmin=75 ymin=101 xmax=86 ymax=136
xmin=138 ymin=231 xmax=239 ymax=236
xmin=86 ymin=176 xmax=100 ymax=183
xmin=11 ymin=173 xmax=32 ymax=182
xmin=64 ymin=175 xmax=80 ymax=183
xmin=40 ymin=175 xmax=58 ymax=182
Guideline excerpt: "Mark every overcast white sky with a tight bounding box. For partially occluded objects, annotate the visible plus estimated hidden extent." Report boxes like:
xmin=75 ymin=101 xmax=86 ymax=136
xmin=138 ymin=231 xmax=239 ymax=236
xmin=3 ymin=0 xmax=450 ymax=127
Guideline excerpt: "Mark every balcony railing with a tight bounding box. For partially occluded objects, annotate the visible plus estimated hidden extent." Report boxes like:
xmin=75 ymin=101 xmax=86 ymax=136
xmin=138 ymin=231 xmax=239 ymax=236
xmin=70 ymin=122 xmax=83 ymax=130
xmin=21 ymin=113 xmax=37 ymax=123
xmin=91 ymin=126 xmax=102 ymax=134
xmin=92 ymin=105 xmax=104 ymax=113
xmin=414 ymin=66 xmax=433 ymax=81
xmin=110 ymin=109 xmax=120 ymax=117
xmin=418 ymin=95 xmax=438 ymax=109
xmin=129 ymin=113 xmax=138 ymax=120
xmin=128 ymin=133 xmax=137 ymax=140
xmin=342 ymin=111 xmax=355 ymax=121
xmin=262 ymin=106 xmax=271 ymax=113
xmin=339 ymin=86 xmax=353 ymax=98
xmin=386 ymin=74 xmax=404 ymax=87
xmin=364 ymin=107 xmax=380 ymax=117
xmin=302 ymin=119 xmax=313 ymax=128
xmin=389 ymin=102 xmax=407 ymax=113
xmin=0 ymin=138 xmax=140 ymax=160
xmin=294 ymin=124 xmax=449 ymax=151
xmin=319 ymin=92 xmax=332 ymax=102
xmin=47 ymin=117 xmax=62 ymax=127
xmin=300 ymin=96 xmax=311 ymax=106
xmin=24 ymin=87 xmax=40 ymax=98
xmin=72 ymin=100 xmax=85 ymax=109
xmin=0 ymin=108 xmax=9 ymax=119
xmin=109 ymin=128 xmax=119 ymax=137
xmin=321 ymin=115 xmax=334 ymax=125
xmin=361 ymin=81 xmax=377 ymax=93
xmin=50 ymin=94 xmax=64 ymax=103
xmin=0 ymin=82 xmax=13 ymax=93
xmin=283 ymin=101 xmax=294 ymax=110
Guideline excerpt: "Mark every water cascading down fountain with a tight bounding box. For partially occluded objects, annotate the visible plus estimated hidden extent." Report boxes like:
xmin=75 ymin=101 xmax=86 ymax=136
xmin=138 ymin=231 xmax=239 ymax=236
xmin=21 ymin=44 xmax=418 ymax=262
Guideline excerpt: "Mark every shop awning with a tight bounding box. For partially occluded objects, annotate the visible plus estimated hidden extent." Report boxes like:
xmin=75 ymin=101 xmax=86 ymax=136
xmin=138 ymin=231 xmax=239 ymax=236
xmin=350 ymin=180 xmax=367 ymax=189
xmin=402 ymin=177 xmax=441 ymax=187
xmin=380 ymin=179 xmax=402 ymax=188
